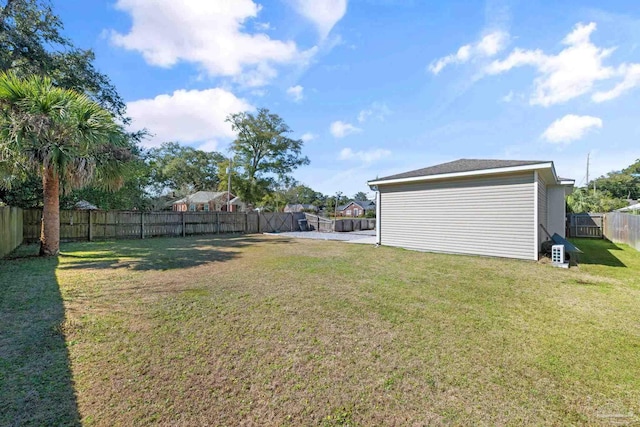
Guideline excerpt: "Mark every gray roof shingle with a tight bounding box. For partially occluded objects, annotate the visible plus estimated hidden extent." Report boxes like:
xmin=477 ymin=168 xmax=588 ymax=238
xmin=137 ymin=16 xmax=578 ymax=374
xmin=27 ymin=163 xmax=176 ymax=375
xmin=173 ymin=191 xmax=230 ymax=205
xmin=373 ymin=159 xmax=549 ymax=182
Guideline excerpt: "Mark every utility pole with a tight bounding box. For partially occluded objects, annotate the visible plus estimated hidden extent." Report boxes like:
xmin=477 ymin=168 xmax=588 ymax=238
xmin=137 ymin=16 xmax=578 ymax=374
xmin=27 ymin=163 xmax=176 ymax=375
xmin=586 ymin=152 xmax=590 ymax=187
xmin=227 ymin=157 xmax=232 ymax=212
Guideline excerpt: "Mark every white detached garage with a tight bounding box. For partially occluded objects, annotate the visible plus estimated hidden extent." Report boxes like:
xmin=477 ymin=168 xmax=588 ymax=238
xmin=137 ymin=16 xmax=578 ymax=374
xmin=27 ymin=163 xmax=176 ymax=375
xmin=368 ymin=159 xmax=574 ymax=260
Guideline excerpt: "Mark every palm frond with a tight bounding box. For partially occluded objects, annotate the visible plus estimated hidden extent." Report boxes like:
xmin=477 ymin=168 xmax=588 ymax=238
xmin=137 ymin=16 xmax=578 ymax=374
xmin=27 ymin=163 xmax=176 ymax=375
xmin=0 ymin=71 xmax=131 ymax=193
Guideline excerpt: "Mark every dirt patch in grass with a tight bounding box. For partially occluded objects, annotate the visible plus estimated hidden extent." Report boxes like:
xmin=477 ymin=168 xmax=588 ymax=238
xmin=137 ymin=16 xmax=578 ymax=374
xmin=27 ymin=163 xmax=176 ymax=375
xmin=2 ymin=235 xmax=640 ymax=425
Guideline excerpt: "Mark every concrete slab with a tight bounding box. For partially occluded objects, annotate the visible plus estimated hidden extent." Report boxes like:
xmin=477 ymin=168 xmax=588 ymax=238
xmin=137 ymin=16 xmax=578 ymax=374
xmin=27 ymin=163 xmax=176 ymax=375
xmin=264 ymin=230 xmax=376 ymax=245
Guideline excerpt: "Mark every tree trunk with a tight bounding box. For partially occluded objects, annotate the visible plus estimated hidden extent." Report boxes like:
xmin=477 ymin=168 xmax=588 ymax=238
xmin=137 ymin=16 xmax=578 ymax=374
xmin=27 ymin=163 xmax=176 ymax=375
xmin=40 ymin=167 xmax=60 ymax=256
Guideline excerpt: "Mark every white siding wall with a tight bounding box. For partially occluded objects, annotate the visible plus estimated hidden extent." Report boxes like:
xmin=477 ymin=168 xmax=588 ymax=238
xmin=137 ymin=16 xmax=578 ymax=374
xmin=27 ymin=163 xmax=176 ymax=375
xmin=379 ymin=172 xmax=536 ymax=260
xmin=547 ymin=186 xmax=567 ymax=238
xmin=537 ymin=174 xmax=548 ymax=249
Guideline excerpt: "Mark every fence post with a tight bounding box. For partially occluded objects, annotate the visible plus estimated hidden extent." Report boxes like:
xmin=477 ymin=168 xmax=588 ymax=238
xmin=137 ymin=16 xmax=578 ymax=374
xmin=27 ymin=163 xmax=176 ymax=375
xmin=244 ymin=212 xmax=248 ymax=233
xmin=182 ymin=211 xmax=186 ymax=237
xmin=258 ymin=212 xmax=261 ymax=233
xmin=291 ymin=213 xmax=295 ymax=231
xmin=216 ymin=212 xmax=220 ymax=234
xmin=140 ymin=211 xmax=145 ymax=239
xmin=88 ymin=210 xmax=93 ymax=242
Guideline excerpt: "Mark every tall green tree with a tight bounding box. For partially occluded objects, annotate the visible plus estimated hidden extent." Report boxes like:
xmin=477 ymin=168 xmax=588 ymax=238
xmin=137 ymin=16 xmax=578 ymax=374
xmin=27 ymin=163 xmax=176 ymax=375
xmin=590 ymin=159 xmax=640 ymax=200
xmin=1 ymin=0 xmax=126 ymax=118
xmin=353 ymin=191 xmax=369 ymax=201
xmin=226 ymin=108 xmax=310 ymax=205
xmin=0 ymin=73 xmax=129 ymax=255
xmin=286 ymin=184 xmax=325 ymax=206
xmin=0 ymin=0 xmax=145 ymax=209
xmin=147 ymin=142 xmax=225 ymax=195
xmin=567 ymin=188 xmax=628 ymax=214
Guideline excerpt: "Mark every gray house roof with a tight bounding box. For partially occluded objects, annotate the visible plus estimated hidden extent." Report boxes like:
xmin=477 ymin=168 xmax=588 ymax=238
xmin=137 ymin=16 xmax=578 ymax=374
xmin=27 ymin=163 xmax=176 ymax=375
xmin=374 ymin=159 xmax=548 ymax=182
xmin=338 ymin=200 xmax=375 ymax=211
xmin=74 ymin=200 xmax=98 ymax=210
xmin=173 ymin=191 xmax=232 ymax=205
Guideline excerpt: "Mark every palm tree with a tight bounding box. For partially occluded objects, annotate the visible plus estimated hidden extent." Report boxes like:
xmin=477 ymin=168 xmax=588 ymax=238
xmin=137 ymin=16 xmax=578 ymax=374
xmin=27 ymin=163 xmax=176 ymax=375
xmin=0 ymin=72 xmax=129 ymax=255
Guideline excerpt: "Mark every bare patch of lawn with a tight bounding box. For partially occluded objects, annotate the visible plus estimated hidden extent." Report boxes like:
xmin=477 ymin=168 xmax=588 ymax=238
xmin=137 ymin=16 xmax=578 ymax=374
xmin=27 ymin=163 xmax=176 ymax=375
xmin=1 ymin=235 xmax=639 ymax=425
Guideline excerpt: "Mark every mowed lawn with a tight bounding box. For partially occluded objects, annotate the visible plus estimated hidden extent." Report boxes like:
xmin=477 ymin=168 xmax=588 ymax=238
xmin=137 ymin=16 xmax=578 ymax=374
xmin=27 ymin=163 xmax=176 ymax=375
xmin=1 ymin=235 xmax=639 ymax=426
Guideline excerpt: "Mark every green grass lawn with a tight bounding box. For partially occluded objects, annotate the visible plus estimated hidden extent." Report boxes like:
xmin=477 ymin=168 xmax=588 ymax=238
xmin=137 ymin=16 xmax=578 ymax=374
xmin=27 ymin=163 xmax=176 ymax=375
xmin=1 ymin=235 xmax=639 ymax=426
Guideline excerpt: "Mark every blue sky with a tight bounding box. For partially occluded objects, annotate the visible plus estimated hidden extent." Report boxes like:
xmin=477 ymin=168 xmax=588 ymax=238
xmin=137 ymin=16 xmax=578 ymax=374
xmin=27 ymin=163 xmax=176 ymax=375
xmin=56 ymin=0 xmax=640 ymax=198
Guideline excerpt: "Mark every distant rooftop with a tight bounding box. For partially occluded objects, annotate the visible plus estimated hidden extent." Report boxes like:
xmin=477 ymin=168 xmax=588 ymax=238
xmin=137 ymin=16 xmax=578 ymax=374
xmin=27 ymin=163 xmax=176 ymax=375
xmin=374 ymin=159 xmax=550 ymax=182
xmin=173 ymin=191 xmax=230 ymax=205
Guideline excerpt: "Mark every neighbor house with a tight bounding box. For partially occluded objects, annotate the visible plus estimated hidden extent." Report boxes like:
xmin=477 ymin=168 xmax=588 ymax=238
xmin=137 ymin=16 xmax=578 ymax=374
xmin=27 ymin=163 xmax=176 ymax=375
xmin=618 ymin=202 xmax=640 ymax=213
xmin=368 ymin=159 xmax=574 ymax=261
xmin=337 ymin=200 xmax=375 ymax=217
xmin=172 ymin=191 xmax=245 ymax=212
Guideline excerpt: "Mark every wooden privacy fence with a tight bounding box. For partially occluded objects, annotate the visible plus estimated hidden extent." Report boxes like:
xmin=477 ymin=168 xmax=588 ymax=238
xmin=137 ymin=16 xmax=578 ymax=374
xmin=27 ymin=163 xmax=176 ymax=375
xmin=0 ymin=206 xmax=23 ymax=257
xmin=303 ymin=213 xmax=376 ymax=232
xmin=23 ymin=210 xmax=306 ymax=243
xmin=334 ymin=217 xmax=376 ymax=232
xmin=604 ymin=212 xmax=640 ymax=251
xmin=567 ymin=213 xmax=603 ymax=238
xmin=304 ymin=213 xmax=335 ymax=232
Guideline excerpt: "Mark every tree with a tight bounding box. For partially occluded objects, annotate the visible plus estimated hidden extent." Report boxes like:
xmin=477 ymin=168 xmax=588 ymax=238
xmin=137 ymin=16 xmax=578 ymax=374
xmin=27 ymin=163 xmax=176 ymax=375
xmin=275 ymin=183 xmax=324 ymax=206
xmin=0 ymin=73 xmax=129 ymax=255
xmin=1 ymin=0 xmax=127 ymax=118
xmin=0 ymin=0 xmax=145 ymax=209
xmin=567 ymin=188 xmax=628 ymax=214
xmin=325 ymin=192 xmax=349 ymax=216
xmin=147 ymin=142 xmax=225 ymax=195
xmin=591 ymin=161 xmax=640 ymax=200
xmin=226 ymin=108 xmax=310 ymax=205
xmin=353 ymin=191 xmax=369 ymax=201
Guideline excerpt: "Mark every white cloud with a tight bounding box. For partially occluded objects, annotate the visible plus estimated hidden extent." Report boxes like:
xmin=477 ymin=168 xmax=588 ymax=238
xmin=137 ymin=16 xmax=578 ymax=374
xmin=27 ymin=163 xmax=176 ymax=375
xmin=477 ymin=31 xmax=508 ymax=56
xmin=501 ymin=90 xmax=514 ymax=102
xmin=338 ymin=148 xmax=391 ymax=164
xmin=254 ymin=22 xmax=272 ymax=31
xmin=428 ymin=30 xmax=508 ymax=75
xmin=592 ymin=63 xmax=640 ymax=102
xmin=301 ymin=132 xmax=317 ymax=142
xmin=486 ymin=22 xmax=618 ymax=106
xmin=197 ymin=140 xmax=220 ymax=152
xmin=127 ymin=88 xmax=253 ymax=148
xmin=541 ymin=114 xmax=603 ymax=144
xmin=330 ymin=121 xmax=362 ymax=138
xmin=286 ymin=85 xmax=304 ymax=102
xmin=111 ymin=0 xmax=311 ymax=86
xmin=357 ymin=102 xmax=392 ymax=123
xmin=290 ymin=0 xmax=347 ymax=40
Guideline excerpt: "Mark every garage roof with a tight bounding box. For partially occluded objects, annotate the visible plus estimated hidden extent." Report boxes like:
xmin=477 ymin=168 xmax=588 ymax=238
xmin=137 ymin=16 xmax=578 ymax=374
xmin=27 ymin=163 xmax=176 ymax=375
xmin=369 ymin=159 xmax=573 ymax=187
xmin=375 ymin=159 xmax=547 ymax=181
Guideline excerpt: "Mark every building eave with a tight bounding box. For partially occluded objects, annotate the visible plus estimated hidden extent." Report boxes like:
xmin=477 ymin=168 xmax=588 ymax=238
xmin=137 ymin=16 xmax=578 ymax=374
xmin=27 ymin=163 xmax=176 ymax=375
xmin=368 ymin=162 xmax=555 ymax=186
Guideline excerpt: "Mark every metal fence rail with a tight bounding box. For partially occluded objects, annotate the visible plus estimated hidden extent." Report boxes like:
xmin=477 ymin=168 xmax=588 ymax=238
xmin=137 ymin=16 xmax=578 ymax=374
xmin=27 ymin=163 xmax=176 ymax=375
xmin=604 ymin=212 xmax=640 ymax=251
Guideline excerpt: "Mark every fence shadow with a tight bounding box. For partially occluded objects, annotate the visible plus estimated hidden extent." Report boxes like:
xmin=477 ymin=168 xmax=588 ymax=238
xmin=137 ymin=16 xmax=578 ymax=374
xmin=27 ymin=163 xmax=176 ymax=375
xmin=56 ymin=234 xmax=292 ymax=272
xmin=571 ymin=238 xmax=627 ymax=268
xmin=0 ymin=257 xmax=81 ymax=426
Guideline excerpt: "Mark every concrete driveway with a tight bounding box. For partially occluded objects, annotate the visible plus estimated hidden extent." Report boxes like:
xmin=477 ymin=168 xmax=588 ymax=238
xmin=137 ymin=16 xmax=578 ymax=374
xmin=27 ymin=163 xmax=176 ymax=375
xmin=265 ymin=230 xmax=376 ymax=244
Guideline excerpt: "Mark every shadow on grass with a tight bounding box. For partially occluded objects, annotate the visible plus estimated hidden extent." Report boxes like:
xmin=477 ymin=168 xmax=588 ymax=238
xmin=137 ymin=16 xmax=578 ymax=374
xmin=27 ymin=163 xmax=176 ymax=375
xmin=55 ymin=234 xmax=292 ymax=271
xmin=0 ymin=256 xmax=81 ymax=426
xmin=570 ymin=238 xmax=627 ymax=268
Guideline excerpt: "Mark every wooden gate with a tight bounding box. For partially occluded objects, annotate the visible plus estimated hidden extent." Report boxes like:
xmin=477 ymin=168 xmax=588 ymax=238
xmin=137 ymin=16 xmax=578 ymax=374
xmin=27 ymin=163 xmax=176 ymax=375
xmin=567 ymin=213 xmax=603 ymax=238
